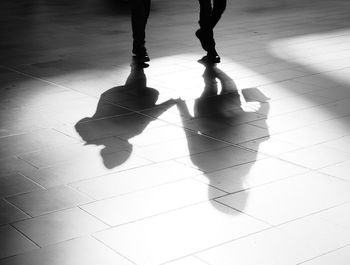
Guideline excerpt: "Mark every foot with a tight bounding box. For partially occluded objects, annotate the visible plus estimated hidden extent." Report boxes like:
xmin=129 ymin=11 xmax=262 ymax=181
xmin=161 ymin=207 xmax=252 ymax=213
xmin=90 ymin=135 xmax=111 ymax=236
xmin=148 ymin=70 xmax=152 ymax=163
xmin=131 ymin=58 xmax=149 ymax=68
xmin=207 ymin=51 xmax=221 ymax=63
xmin=198 ymin=51 xmax=221 ymax=64
xmin=132 ymin=48 xmax=150 ymax=62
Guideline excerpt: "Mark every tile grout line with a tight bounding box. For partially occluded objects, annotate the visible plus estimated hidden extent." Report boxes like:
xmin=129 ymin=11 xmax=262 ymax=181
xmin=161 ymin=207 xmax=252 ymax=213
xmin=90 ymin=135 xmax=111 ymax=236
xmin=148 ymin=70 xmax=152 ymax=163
xmin=9 ymin=223 xmax=42 ymax=249
xmin=92 ymin=235 xmax=139 ymax=265
xmin=297 ymin=242 xmax=350 ymax=265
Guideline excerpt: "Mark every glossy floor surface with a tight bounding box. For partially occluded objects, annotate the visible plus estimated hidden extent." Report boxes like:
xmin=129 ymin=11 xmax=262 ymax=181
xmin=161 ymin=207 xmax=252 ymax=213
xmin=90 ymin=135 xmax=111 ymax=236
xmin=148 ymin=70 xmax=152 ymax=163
xmin=1 ymin=0 xmax=350 ymax=264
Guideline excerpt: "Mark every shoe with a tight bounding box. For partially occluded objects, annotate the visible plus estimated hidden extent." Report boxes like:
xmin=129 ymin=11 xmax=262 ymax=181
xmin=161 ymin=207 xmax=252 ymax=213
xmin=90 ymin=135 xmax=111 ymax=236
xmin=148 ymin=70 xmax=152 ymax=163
xmin=131 ymin=58 xmax=149 ymax=68
xmin=207 ymin=51 xmax=221 ymax=63
xmin=132 ymin=48 xmax=150 ymax=62
xmin=198 ymin=52 xmax=221 ymax=64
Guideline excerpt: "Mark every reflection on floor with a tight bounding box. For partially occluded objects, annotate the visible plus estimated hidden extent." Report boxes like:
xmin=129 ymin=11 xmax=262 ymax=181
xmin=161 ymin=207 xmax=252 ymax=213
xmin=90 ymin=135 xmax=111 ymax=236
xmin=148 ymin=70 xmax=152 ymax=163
xmin=1 ymin=0 xmax=350 ymax=264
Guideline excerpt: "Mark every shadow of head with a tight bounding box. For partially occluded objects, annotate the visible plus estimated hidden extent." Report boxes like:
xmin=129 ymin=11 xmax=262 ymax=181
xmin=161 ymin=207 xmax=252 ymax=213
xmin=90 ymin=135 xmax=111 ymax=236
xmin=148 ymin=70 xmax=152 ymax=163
xmin=177 ymin=64 xmax=270 ymax=215
xmin=75 ymin=117 xmax=133 ymax=169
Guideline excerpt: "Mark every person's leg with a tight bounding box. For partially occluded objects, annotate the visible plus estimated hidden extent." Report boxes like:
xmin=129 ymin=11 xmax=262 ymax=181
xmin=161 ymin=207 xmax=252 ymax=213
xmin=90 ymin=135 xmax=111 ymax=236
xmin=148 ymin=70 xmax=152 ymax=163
xmin=197 ymin=0 xmax=216 ymax=54
xmin=144 ymin=0 xmax=151 ymax=22
xmin=198 ymin=0 xmax=212 ymax=31
xmin=211 ymin=0 xmax=226 ymax=29
xmin=130 ymin=0 xmax=151 ymax=60
xmin=204 ymin=0 xmax=225 ymax=62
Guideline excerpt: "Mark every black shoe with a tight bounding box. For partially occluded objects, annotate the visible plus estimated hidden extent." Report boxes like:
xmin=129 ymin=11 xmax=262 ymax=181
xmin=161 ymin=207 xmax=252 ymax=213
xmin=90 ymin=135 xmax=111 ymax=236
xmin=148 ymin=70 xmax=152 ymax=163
xmin=207 ymin=52 xmax=221 ymax=63
xmin=198 ymin=52 xmax=221 ymax=64
xmin=132 ymin=48 xmax=150 ymax=62
xmin=131 ymin=58 xmax=149 ymax=68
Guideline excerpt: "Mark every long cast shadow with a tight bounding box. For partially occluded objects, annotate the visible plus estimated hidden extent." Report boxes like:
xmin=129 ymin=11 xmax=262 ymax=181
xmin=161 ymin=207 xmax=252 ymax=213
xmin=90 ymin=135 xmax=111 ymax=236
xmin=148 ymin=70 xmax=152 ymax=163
xmin=75 ymin=59 xmax=270 ymax=215
xmin=75 ymin=60 xmax=175 ymax=169
xmin=176 ymin=62 xmax=270 ymax=213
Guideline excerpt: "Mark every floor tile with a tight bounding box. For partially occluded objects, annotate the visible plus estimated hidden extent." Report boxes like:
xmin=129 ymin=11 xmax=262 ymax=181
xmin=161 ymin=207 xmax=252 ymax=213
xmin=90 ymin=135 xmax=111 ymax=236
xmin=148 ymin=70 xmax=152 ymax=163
xmin=0 ymin=129 xmax=78 ymax=159
xmin=306 ymin=85 xmax=350 ymax=101
xmin=294 ymin=74 xmax=346 ymax=89
xmin=6 ymin=186 xmax=91 ymax=217
xmin=0 ymin=109 xmax=61 ymax=137
xmin=19 ymin=139 xmax=130 ymax=168
xmin=194 ymin=157 xmax=308 ymax=193
xmin=120 ymin=125 xmax=193 ymax=147
xmin=13 ymin=207 xmax=107 ymax=247
xmin=82 ymin=178 xmax=225 ymax=226
xmin=72 ymin=112 xmax=165 ymax=142
xmin=0 ymin=173 xmax=42 ymax=198
xmin=0 ymin=225 xmax=38 ymax=259
xmin=196 ymin=215 xmax=350 ymax=265
xmin=322 ymin=135 xmax=350 ymax=154
xmin=204 ymin=124 xmax=269 ymax=144
xmin=300 ymin=245 xmax=350 ymax=265
xmin=321 ymin=98 xmax=350 ymax=118
xmin=95 ymin=201 xmax=269 ymax=265
xmin=0 ymin=157 xmax=36 ymax=178
xmin=164 ymin=256 xmax=208 ymax=265
xmin=251 ymin=114 xmax=316 ymax=134
xmin=312 ymin=202 xmax=350 ymax=230
xmin=279 ymin=145 xmax=350 ymax=169
xmin=254 ymin=81 xmax=320 ymax=101
xmin=177 ymin=116 xmax=233 ymax=132
xmin=319 ymin=160 xmax=350 ymax=182
xmin=176 ymin=146 xmax=265 ymax=173
xmin=134 ymin=134 xmax=229 ymax=162
xmin=216 ymin=172 xmax=350 ymax=225
xmin=0 ymin=199 xmax=29 ymax=225
xmin=251 ymin=105 xmax=348 ymax=134
xmin=275 ymin=117 xmax=350 ymax=147
xmin=71 ymin=161 xmax=202 ymax=200
xmin=22 ymin=151 xmax=152 ymax=188
xmin=239 ymin=136 xmax=301 ymax=155
xmin=0 ymin=236 xmax=133 ymax=265
xmin=257 ymin=94 xmax=332 ymax=117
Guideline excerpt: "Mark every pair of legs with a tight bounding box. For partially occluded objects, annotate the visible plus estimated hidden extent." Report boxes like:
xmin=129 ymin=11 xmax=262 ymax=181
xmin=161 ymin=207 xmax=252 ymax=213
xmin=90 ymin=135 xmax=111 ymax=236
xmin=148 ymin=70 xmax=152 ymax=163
xmin=130 ymin=0 xmax=151 ymax=61
xmin=196 ymin=0 xmax=227 ymax=63
xmin=129 ymin=0 xmax=226 ymax=63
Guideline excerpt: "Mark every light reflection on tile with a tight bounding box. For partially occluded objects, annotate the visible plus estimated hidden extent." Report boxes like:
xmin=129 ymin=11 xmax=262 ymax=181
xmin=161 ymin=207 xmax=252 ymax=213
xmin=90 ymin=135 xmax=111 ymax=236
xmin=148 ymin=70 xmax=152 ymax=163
xmin=95 ymin=201 xmax=269 ymax=265
xmin=82 ymin=178 xmax=225 ymax=226
xmin=71 ymin=161 xmax=202 ymax=200
xmin=196 ymin=215 xmax=350 ymax=265
xmin=216 ymin=172 xmax=350 ymax=225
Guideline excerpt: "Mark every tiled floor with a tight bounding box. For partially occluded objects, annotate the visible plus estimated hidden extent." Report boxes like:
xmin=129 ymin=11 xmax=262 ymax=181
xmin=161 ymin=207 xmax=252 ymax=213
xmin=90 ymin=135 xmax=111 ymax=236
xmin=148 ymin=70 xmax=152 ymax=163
xmin=1 ymin=0 xmax=350 ymax=264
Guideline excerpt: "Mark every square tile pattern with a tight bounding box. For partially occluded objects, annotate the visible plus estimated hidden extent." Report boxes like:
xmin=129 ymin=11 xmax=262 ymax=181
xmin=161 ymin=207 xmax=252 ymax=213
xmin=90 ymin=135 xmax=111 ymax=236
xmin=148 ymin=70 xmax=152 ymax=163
xmin=1 ymin=0 xmax=350 ymax=264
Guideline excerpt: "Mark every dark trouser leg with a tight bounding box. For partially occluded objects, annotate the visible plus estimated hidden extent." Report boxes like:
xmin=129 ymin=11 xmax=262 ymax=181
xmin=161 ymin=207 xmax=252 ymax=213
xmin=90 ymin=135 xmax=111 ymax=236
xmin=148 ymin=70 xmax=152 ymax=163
xmin=211 ymin=0 xmax=226 ymax=28
xmin=198 ymin=0 xmax=215 ymax=51
xmin=198 ymin=0 xmax=212 ymax=31
xmin=130 ymin=0 xmax=151 ymax=53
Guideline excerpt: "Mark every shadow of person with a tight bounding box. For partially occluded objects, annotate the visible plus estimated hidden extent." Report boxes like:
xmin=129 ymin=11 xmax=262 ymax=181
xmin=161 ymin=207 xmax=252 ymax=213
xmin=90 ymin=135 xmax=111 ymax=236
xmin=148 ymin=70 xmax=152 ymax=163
xmin=176 ymin=62 xmax=270 ymax=214
xmin=75 ymin=59 xmax=175 ymax=170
